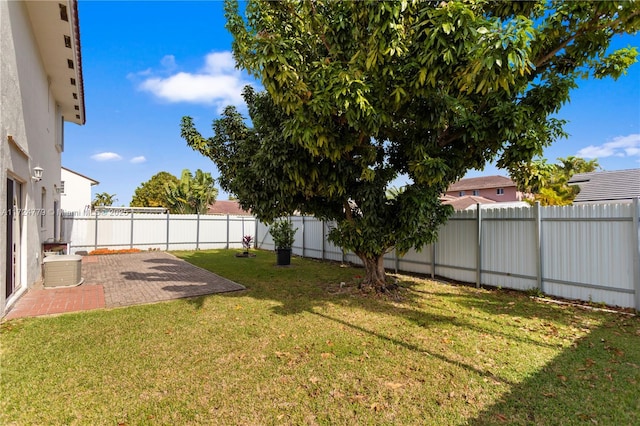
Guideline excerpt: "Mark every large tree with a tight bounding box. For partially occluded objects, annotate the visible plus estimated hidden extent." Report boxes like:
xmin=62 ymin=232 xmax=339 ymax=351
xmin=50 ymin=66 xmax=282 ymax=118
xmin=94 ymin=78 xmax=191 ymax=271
xmin=130 ymin=171 xmax=179 ymax=208
xmin=182 ymin=0 xmax=638 ymax=291
xmin=165 ymin=169 xmax=218 ymax=214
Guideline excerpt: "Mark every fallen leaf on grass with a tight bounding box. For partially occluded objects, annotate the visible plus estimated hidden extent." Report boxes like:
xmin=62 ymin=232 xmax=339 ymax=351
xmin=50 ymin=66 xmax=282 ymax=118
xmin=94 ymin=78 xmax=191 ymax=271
xmin=542 ymin=392 xmax=556 ymax=398
xmin=309 ymin=376 xmax=320 ymax=384
xmin=320 ymin=352 xmax=334 ymax=359
xmin=495 ymin=413 xmax=508 ymax=422
xmin=330 ymin=389 xmax=344 ymax=399
xmin=557 ymin=374 xmax=568 ymax=382
xmin=384 ymin=382 xmax=404 ymax=390
xmin=349 ymin=394 xmax=367 ymax=403
xmin=275 ymin=351 xmax=292 ymax=359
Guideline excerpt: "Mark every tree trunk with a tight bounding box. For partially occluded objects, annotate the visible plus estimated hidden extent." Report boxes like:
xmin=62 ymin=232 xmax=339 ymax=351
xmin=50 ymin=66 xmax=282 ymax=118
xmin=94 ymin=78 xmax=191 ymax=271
xmin=356 ymin=252 xmax=396 ymax=293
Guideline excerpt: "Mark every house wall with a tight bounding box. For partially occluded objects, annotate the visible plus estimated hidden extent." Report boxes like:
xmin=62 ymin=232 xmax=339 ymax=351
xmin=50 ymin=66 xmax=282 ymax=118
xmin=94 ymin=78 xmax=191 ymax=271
xmin=1 ymin=1 xmax=64 ymax=316
xmin=60 ymin=169 xmax=93 ymax=215
xmin=445 ymin=186 xmax=520 ymax=202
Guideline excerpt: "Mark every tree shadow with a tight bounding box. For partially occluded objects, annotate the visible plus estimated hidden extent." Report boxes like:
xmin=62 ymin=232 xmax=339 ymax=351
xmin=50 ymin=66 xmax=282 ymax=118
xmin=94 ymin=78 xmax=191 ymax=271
xmin=173 ymin=250 xmax=639 ymax=422
xmin=468 ymin=315 xmax=640 ymax=425
xmin=82 ymin=253 xmax=245 ymax=310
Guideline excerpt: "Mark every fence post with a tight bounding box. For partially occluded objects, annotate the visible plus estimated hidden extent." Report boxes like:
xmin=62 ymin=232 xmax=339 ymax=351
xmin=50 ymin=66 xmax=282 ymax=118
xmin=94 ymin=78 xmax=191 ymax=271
xmin=165 ymin=211 xmax=170 ymax=251
xmin=94 ymin=209 xmax=99 ymax=251
xmin=394 ymin=249 xmax=399 ymax=274
xmin=633 ymin=197 xmax=640 ymax=312
xmin=226 ymin=215 xmax=230 ymax=249
xmin=476 ymin=204 xmax=482 ymax=288
xmin=535 ymin=201 xmax=543 ymax=293
xmin=301 ymin=216 xmax=305 ymax=257
xmin=130 ymin=211 xmax=134 ymax=249
xmin=321 ymin=220 xmax=326 ymax=261
xmin=431 ymin=243 xmax=436 ymax=279
xmin=254 ymin=217 xmax=258 ymax=249
xmin=196 ymin=212 xmax=200 ymax=250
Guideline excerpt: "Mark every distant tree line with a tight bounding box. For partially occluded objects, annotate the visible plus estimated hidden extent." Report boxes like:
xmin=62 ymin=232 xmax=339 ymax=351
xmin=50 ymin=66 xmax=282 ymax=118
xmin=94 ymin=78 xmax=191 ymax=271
xmin=130 ymin=169 xmax=218 ymax=214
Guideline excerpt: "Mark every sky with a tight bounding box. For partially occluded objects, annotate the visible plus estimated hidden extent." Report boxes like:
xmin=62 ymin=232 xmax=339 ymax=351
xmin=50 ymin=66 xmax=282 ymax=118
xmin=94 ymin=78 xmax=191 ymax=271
xmin=64 ymin=1 xmax=640 ymax=205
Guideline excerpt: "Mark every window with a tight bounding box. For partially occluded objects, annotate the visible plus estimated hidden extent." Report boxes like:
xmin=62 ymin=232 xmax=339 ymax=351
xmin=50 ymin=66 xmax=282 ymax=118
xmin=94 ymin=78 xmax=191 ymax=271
xmin=472 ymin=190 xmax=480 ymax=196
xmin=496 ymin=188 xmax=504 ymax=195
xmin=459 ymin=191 xmax=465 ymax=196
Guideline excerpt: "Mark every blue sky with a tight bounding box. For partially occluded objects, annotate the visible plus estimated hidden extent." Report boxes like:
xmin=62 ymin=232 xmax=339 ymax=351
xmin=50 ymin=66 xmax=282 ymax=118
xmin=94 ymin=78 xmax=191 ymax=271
xmin=64 ymin=1 xmax=640 ymax=205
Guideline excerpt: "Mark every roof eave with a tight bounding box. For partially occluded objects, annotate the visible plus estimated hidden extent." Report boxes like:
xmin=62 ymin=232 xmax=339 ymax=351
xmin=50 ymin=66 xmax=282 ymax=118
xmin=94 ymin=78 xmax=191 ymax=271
xmin=25 ymin=0 xmax=86 ymax=125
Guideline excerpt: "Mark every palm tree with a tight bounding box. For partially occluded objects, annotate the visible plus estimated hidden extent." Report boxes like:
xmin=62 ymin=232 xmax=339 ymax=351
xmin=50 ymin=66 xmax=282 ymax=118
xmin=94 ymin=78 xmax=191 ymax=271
xmin=165 ymin=169 xmax=218 ymax=214
xmin=92 ymin=192 xmax=117 ymax=209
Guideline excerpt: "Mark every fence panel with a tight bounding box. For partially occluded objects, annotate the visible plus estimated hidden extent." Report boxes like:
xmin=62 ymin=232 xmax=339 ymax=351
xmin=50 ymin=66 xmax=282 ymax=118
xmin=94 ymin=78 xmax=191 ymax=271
xmin=541 ymin=204 xmax=635 ymax=308
xmin=481 ymin=207 xmax=537 ymax=291
xmin=396 ymin=247 xmax=433 ymax=275
xmin=131 ymin=213 xmax=170 ymax=249
xmin=434 ymin=210 xmax=477 ymax=283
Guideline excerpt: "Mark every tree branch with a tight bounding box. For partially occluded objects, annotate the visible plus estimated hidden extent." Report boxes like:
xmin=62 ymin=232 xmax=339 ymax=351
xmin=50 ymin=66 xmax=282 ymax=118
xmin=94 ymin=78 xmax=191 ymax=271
xmin=534 ymin=10 xmax=640 ymax=69
xmin=308 ymin=0 xmax=332 ymax=58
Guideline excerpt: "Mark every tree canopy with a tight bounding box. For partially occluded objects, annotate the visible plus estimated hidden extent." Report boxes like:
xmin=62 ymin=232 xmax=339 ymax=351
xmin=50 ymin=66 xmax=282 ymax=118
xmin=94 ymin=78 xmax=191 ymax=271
xmin=165 ymin=169 xmax=218 ymax=214
xmin=182 ymin=0 xmax=639 ymax=291
xmin=509 ymin=156 xmax=600 ymax=205
xmin=130 ymin=171 xmax=179 ymax=208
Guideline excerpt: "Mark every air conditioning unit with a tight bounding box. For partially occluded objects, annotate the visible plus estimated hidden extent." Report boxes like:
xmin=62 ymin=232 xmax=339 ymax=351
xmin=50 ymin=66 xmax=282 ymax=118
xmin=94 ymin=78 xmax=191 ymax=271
xmin=43 ymin=255 xmax=83 ymax=287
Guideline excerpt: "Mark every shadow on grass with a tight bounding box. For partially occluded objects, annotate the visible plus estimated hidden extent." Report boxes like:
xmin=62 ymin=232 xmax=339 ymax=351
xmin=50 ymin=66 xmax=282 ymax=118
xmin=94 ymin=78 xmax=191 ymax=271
xmin=174 ymin=249 xmax=639 ymax=423
xmin=469 ymin=316 xmax=640 ymax=425
xmin=174 ymin=249 xmax=604 ymax=344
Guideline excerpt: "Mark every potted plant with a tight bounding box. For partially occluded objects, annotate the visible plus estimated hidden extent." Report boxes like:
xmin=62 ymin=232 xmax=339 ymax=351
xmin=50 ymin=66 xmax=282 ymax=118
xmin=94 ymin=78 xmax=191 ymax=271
xmin=269 ymin=219 xmax=297 ymax=266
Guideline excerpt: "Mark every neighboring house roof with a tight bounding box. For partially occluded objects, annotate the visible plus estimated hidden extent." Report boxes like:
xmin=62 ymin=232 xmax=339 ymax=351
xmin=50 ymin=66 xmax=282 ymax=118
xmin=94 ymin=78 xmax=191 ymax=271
xmin=441 ymin=195 xmax=496 ymax=211
xmin=568 ymin=169 xmax=640 ymax=203
xmin=62 ymin=166 xmax=99 ymax=185
xmin=207 ymin=200 xmax=252 ymax=215
xmin=447 ymin=175 xmax=516 ymax=192
xmin=24 ymin=0 xmax=86 ymax=124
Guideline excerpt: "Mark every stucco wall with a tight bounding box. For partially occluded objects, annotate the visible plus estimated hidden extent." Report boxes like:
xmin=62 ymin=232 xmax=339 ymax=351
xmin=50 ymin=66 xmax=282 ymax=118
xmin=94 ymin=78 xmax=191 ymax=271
xmin=1 ymin=1 xmax=64 ymax=315
xmin=61 ymin=169 xmax=94 ymax=215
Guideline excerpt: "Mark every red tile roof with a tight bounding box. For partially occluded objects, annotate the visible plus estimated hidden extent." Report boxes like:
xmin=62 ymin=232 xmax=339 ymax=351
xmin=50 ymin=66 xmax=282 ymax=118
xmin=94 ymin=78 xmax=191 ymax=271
xmin=441 ymin=195 xmax=496 ymax=210
xmin=447 ymin=175 xmax=516 ymax=192
xmin=207 ymin=200 xmax=252 ymax=215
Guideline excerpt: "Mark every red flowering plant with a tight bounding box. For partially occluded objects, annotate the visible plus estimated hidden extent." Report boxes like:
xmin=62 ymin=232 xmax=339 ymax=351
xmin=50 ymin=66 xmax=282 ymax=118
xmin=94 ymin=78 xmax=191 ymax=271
xmin=242 ymin=235 xmax=253 ymax=254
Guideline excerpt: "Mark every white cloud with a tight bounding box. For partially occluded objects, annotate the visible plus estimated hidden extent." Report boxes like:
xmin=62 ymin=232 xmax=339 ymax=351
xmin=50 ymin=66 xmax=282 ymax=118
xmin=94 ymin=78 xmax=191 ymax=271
xmin=576 ymin=133 xmax=640 ymax=159
xmin=91 ymin=152 xmax=122 ymax=161
xmin=130 ymin=156 xmax=146 ymax=164
xmin=136 ymin=51 xmax=253 ymax=111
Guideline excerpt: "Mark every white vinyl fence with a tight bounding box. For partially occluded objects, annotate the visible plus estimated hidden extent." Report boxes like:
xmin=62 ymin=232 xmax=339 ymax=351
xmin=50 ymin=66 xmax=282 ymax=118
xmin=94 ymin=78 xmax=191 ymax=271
xmin=254 ymin=201 xmax=640 ymax=310
xmin=62 ymin=201 xmax=640 ymax=310
xmin=62 ymin=212 xmax=257 ymax=252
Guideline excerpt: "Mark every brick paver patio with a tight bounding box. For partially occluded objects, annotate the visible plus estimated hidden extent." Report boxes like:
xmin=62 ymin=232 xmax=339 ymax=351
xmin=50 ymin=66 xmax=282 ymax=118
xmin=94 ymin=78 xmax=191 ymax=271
xmin=3 ymin=252 xmax=245 ymax=320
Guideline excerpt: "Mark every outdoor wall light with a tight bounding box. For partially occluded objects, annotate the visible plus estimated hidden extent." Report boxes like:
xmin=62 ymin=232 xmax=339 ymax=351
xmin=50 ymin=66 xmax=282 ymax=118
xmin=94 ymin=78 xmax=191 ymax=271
xmin=32 ymin=166 xmax=43 ymax=182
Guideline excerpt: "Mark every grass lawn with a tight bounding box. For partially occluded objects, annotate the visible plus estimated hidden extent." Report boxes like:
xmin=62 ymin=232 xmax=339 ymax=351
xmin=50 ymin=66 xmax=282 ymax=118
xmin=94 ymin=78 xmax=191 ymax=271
xmin=1 ymin=249 xmax=639 ymax=425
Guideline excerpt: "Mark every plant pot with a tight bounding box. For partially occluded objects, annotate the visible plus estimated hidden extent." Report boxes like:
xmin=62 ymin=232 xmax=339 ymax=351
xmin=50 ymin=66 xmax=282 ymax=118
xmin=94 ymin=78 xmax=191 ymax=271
xmin=276 ymin=248 xmax=292 ymax=266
